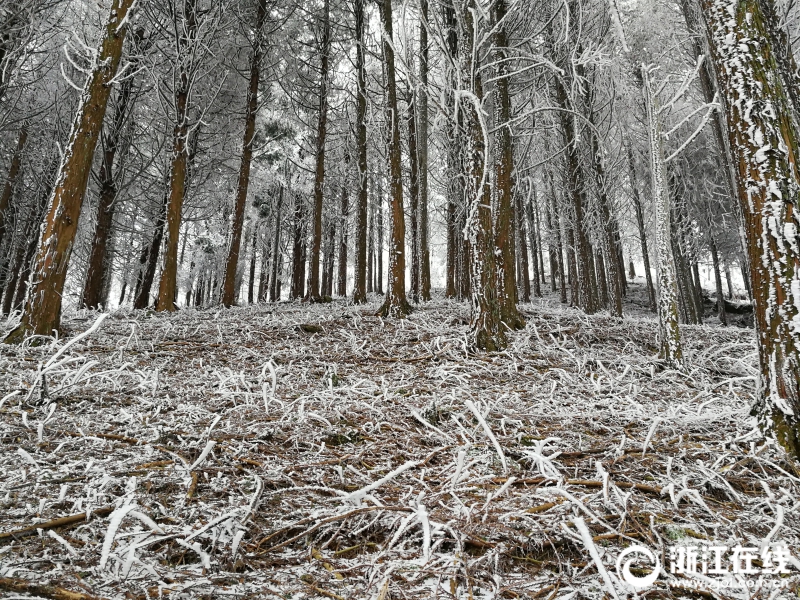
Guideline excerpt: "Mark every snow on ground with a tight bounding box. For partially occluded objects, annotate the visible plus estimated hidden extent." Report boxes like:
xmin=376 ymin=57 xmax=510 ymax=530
xmin=1 ymin=288 xmax=798 ymax=599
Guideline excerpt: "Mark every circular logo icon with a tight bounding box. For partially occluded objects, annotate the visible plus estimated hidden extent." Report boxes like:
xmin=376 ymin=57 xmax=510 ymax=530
xmin=616 ymin=545 xmax=661 ymax=590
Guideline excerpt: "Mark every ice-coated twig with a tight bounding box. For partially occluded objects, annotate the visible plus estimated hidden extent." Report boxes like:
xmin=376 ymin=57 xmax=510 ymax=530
xmin=99 ymin=503 xmax=138 ymax=569
xmin=465 ymin=400 xmax=508 ymax=474
xmin=343 ymin=459 xmax=421 ymax=505
xmin=572 ymin=517 xmax=620 ymax=600
xmin=188 ymin=440 xmax=216 ymax=471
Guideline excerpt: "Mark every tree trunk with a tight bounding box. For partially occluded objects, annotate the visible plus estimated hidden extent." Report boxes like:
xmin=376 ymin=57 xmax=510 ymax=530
xmin=418 ymin=0 xmax=431 ymax=301
xmin=0 ymin=124 xmax=27 ymax=250
xmin=307 ymin=0 xmax=330 ymax=303
xmin=444 ymin=0 xmax=459 ymax=300
xmin=291 ymin=192 xmax=306 ymax=299
xmin=376 ymin=178 xmax=384 ymax=295
xmin=492 ymin=0 xmax=523 ymax=330
xmin=516 ymin=188 xmax=532 ymax=303
xmin=406 ymin=81 xmax=421 ymax=304
xmin=352 ymin=0 xmax=369 ymax=304
xmin=643 ymin=66 xmax=682 ymax=366
xmin=270 ymin=186 xmax=283 ymax=302
xmin=553 ymin=75 xmax=595 ymax=314
xmin=525 ymin=184 xmax=542 ymax=298
xmin=725 ymin=264 xmax=734 ymax=299
xmin=588 ymin=105 xmax=623 ymax=317
xmin=156 ymin=0 xmax=198 ymax=312
xmin=221 ymin=0 xmax=267 ymax=307
xmin=376 ymin=0 xmax=410 ymax=317
xmin=81 ymin=29 xmax=142 ymax=310
xmin=700 ymin=0 xmax=800 ymax=456
xmin=337 ymin=183 xmax=348 ymax=297
xmin=248 ymin=223 xmax=258 ymax=303
xmin=5 ymin=0 xmax=137 ymax=343
xmin=626 ymin=138 xmax=657 ymax=312
xmin=367 ymin=185 xmax=374 ymax=294
xmin=134 ymin=191 xmax=168 ymax=310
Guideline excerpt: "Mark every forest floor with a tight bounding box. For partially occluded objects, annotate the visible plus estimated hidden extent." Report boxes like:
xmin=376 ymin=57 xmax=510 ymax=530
xmin=1 ymin=281 xmax=798 ymax=600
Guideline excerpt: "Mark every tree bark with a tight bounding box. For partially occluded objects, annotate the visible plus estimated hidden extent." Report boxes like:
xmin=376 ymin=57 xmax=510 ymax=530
xmin=156 ymin=0 xmax=198 ymax=312
xmin=5 ymin=0 xmax=137 ymax=343
xmin=406 ymin=82 xmax=420 ymax=304
xmin=81 ymin=29 xmax=142 ymax=310
xmin=221 ymin=0 xmax=267 ymax=307
xmin=418 ymin=0 xmax=431 ymax=301
xmin=492 ymin=0 xmax=523 ymax=330
xmin=553 ymin=74 xmax=595 ymax=314
xmin=588 ymin=105 xmax=623 ymax=317
xmin=700 ymin=0 xmax=800 ymax=457
xmin=626 ymin=138 xmax=657 ymax=312
xmin=0 ymin=124 xmax=27 ymax=251
xmin=307 ymin=0 xmax=330 ymax=302
xmin=524 ymin=184 xmax=542 ymax=298
xmin=248 ymin=223 xmax=258 ymax=304
xmin=337 ymin=182 xmax=348 ymax=297
xmin=643 ymin=66 xmax=683 ymax=366
xmin=270 ymin=186 xmax=283 ymax=302
xmin=376 ymin=0 xmax=410 ymax=318
xmin=352 ymin=0 xmax=369 ymax=304
xmin=516 ymin=188 xmax=532 ymax=303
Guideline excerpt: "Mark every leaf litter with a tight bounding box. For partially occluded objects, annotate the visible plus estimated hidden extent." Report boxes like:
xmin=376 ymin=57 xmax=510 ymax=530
xmin=0 ymin=293 xmax=798 ymax=599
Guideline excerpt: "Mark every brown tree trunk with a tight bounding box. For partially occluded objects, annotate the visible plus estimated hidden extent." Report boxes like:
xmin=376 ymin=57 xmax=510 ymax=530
xmin=516 ymin=189 xmax=531 ymax=303
xmin=0 ymin=124 xmax=27 ymax=250
xmin=134 ymin=188 xmax=168 ymax=310
xmin=221 ymin=0 xmax=267 ymax=307
xmin=376 ymin=178 xmax=384 ymax=295
xmin=307 ymin=0 xmax=330 ymax=302
xmin=367 ymin=186 xmax=374 ymax=294
xmin=352 ymin=0 xmax=369 ymax=304
xmin=5 ymin=0 xmax=137 ymax=343
xmin=81 ymin=30 xmax=142 ymax=310
xmin=444 ymin=0 xmax=458 ymax=300
xmin=492 ymin=0 xmax=523 ymax=330
xmin=156 ymin=0 xmax=198 ymax=312
xmin=337 ymin=183 xmax=348 ymax=297
xmin=291 ymin=192 xmax=306 ymax=299
xmin=418 ymin=0 xmax=431 ymax=301
xmin=248 ymin=223 xmax=258 ymax=303
xmin=270 ymin=186 xmax=283 ymax=302
xmin=406 ymin=82 xmax=420 ymax=304
xmin=700 ymin=0 xmax=800 ymax=456
xmin=461 ymin=2 xmax=504 ymax=350
xmin=376 ymin=0 xmax=410 ymax=318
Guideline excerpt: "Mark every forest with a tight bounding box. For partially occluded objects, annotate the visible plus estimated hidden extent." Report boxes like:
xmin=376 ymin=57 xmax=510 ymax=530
xmin=0 ymin=0 xmax=799 ymax=598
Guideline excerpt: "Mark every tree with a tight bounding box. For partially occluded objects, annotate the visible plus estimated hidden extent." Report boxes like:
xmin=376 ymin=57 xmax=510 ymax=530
xmin=418 ymin=0 xmax=431 ymax=301
xmin=0 ymin=123 xmax=27 ymax=250
xmin=642 ymin=66 xmax=682 ymax=367
xmin=492 ymin=0 xmax=524 ymax=330
xmin=351 ymin=0 xmax=369 ymax=304
xmin=306 ymin=0 xmax=331 ymax=303
xmin=221 ymin=0 xmax=268 ymax=307
xmin=699 ymin=0 xmax=800 ymax=457
xmin=81 ymin=29 xmax=145 ymax=310
xmin=5 ymin=0 xmax=139 ymax=343
xmin=462 ymin=0 xmax=505 ymax=350
xmin=156 ymin=0 xmax=200 ymax=312
xmin=376 ymin=0 xmax=411 ymax=318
